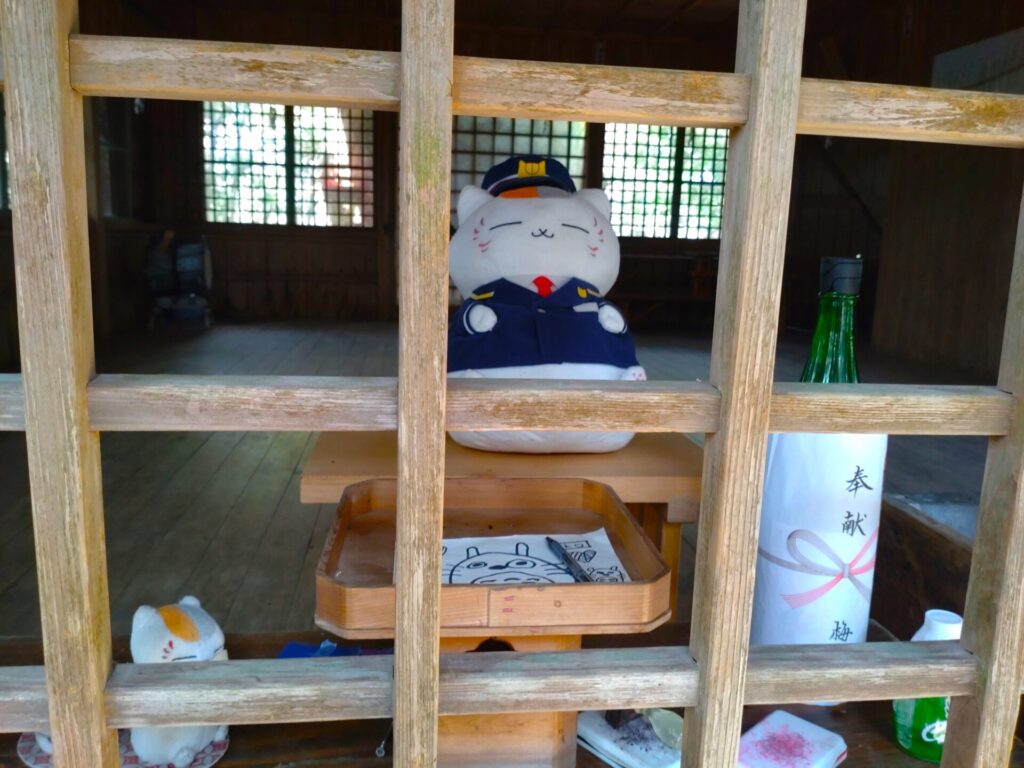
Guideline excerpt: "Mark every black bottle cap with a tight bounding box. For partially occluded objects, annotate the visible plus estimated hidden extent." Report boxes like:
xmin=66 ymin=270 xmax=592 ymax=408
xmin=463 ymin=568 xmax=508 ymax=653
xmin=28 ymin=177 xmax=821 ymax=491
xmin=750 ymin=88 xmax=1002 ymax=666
xmin=820 ymin=256 xmax=862 ymax=295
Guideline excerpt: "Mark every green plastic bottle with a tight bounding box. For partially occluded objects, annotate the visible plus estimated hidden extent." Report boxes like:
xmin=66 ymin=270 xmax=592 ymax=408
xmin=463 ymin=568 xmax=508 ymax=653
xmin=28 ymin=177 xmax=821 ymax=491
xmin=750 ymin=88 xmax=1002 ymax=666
xmin=892 ymin=609 xmax=963 ymax=762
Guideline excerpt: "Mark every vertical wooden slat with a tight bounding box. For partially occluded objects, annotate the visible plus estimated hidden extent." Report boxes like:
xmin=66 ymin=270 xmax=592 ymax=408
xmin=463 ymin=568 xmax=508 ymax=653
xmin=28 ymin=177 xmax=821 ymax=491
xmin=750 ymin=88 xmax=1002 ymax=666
xmin=0 ymin=0 xmax=118 ymax=766
xmin=682 ymin=0 xmax=807 ymax=765
xmin=940 ymin=185 xmax=1024 ymax=767
xmin=393 ymin=0 xmax=455 ymax=763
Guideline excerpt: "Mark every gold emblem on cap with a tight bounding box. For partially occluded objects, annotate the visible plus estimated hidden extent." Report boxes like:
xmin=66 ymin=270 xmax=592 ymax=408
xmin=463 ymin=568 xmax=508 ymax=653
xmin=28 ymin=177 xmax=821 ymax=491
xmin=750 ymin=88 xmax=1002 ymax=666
xmin=517 ymin=160 xmax=546 ymax=178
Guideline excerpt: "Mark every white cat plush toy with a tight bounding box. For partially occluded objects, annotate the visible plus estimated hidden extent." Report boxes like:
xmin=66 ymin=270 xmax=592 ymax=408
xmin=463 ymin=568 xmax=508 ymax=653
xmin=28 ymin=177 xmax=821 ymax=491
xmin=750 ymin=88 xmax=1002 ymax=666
xmin=130 ymin=596 xmax=228 ymax=767
xmin=448 ymin=155 xmax=646 ymax=453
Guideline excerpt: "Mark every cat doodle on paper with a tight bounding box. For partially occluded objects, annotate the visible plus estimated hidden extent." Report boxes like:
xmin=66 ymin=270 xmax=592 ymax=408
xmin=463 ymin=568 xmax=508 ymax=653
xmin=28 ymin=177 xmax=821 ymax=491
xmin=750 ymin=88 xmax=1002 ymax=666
xmin=444 ymin=542 xmax=569 ymax=584
xmin=587 ymin=565 xmax=626 ymax=582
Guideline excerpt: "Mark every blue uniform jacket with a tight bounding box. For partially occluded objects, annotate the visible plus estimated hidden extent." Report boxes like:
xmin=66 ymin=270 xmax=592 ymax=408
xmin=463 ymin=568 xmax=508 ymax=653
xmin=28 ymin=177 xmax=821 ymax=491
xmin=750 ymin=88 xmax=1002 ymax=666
xmin=448 ymin=277 xmax=640 ymax=372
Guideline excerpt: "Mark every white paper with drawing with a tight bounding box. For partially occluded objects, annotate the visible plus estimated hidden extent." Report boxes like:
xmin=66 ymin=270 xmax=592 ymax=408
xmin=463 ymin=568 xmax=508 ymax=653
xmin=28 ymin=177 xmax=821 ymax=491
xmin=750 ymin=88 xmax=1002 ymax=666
xmin=441 ymin=529 xmax=630 ymax=584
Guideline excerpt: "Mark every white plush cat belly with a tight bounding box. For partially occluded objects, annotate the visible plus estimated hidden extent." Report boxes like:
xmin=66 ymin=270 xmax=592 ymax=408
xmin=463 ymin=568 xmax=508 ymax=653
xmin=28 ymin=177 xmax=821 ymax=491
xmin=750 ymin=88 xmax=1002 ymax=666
xmin=448 ymin=362 xmax=644 ymax=453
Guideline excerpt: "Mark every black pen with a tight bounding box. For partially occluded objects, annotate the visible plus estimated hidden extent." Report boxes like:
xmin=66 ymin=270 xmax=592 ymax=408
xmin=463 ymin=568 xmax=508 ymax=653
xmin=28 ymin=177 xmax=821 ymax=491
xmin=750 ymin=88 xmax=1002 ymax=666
xmin=546 ymin=536 xmax=592 ymax=583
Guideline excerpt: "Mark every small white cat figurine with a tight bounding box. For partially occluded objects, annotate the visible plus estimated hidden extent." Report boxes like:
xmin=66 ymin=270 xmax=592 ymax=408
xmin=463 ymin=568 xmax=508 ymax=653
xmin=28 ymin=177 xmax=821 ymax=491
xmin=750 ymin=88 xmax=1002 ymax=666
xmin=130 ymin=596 xmax=228 ymax=768
xmin=448 ymin=156 xmax=646 ymax=454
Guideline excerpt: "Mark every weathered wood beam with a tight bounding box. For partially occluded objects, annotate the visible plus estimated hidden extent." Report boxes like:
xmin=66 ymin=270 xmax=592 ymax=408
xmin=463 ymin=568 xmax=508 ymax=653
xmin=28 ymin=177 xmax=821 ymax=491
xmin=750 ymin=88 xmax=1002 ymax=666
xmin=393 ymin=0 xmax=455 ymax=763
xmin=70 ymin=36 xmax=401 ymax=109
xmin=0 ymin=641 xmax=979 ymax=733
xmin=683 ymin=0 xmax=807 ymax=764
xmin=799 ymin=78 xmax=1024 ymax=148
xmin=769 ymin=383 xmax=1013 ymax=435
xmin=65 ymin=34 xmax=1024 ymax=147
xmin=0 ymin=374 xmax=24 ymax=430
xmin=87 ymin=374 xmax=399 ymax=431
xmin=77 ymin=376 xmax=1014 ymax=436
xmin=0 ymin=0 xmax=119 ymax=764
xmin=0 ymin=666 xmax=49 ymax=733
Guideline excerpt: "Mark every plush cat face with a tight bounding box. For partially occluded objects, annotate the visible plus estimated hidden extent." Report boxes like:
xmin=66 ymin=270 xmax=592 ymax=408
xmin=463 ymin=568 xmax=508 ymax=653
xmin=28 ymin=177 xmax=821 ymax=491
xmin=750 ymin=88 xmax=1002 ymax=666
xmin=450 ymin=185 xmax=621 ymax=298
xmin=130 ymin=596 xmax=226 ymax=664
xmin=445 ymin=542 xmax=567 ymax=584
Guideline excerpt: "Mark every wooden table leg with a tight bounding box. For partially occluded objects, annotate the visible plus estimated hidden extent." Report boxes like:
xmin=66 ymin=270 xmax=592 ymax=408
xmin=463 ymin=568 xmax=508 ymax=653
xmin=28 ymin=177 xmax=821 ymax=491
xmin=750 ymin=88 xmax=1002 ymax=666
xmin=438 ymin=635 xmax=581 ymax=767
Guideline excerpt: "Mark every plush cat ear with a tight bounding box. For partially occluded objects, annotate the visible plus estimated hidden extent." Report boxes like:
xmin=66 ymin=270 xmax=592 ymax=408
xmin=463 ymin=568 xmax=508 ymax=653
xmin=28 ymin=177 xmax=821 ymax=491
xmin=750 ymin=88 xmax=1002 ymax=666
xmin=179 ymin=595 xmax=201 ymax=607
xmin=457 ymin=185 xmax=492 ymax=225
xmin=577 ymin=188 xmax=611 ymax=221
xmin=132 ymin=605 xmax=156 ymax=636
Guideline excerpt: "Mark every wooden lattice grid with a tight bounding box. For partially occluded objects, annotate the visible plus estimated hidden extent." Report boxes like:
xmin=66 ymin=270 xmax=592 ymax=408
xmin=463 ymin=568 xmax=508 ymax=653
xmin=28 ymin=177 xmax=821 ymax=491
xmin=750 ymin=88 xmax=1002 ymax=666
xmin=0 ymin=0 xmax=1022 ymax=765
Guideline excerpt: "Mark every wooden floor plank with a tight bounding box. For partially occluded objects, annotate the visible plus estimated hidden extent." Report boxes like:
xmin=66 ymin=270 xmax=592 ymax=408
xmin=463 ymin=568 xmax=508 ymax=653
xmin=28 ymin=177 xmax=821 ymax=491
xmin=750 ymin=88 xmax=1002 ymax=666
xmin=108 ymin=431 xmax=277 ymax=635
xmin=286 ymin=502 xmax=339 ymax=632
xmin=178 ymin=431 xmax=312 ymax=628
xmin=105 ymin=432 xmax=245 ymax=603
xmin=224 ymin=439 xmax=320 ymax=633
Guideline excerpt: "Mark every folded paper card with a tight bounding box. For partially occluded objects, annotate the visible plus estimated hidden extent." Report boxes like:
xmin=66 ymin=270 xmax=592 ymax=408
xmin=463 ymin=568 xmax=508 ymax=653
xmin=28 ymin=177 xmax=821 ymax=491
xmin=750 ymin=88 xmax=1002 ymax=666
xmin=739 ymin=710 xmax=847 ymax=768
xmin=441 ymin=528 xmax=630 ymax=585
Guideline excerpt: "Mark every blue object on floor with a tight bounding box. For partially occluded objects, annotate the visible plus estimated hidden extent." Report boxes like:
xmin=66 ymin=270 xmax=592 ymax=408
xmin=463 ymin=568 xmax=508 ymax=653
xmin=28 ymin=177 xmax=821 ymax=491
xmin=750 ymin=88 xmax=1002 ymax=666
xmin=277 ymin=640 xmax=360 ymax=659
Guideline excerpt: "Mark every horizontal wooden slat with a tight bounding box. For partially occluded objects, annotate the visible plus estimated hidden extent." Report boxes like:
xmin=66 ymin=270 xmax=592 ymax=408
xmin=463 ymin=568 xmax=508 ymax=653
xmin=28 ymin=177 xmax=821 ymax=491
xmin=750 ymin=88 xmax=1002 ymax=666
xmin=799 ymin=78 xmax=1024 ymax=148
xmin=446 ymin=379 xmax=721 ymax=432
xmin=64 ymin=35 xmax=1024 ymax=148
xmin=745 ymin=641 xmax=977 ymax=705
xmin=0 ymin=374 xmax=24 ymax=430
xmin=0 ymin=642 xmax=978 ymax=732
xmin=88 ymin=374 xmax=399 ymax=431
xmin=105 ymin=656 xmax=395 ymax=728
xmin=453 ymin=55 xmax=748 ymax=127
xmin=84 ymin=375 xmax=1011 ymax=436
xmin=769 ymin=383 xmax=1013 ymax=435
xmin=0 ymin=666 xmax=49 ymax=732
xmin=87 ymin=375 xmax=720 ymax=432
xmin=70 ymin=35 xmax=400 ymax=109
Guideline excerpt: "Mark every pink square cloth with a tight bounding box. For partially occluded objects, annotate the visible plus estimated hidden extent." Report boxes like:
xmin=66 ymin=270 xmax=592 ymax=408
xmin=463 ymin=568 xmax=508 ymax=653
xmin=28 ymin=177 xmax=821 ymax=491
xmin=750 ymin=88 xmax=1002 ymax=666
xmin=739 ymin=710 xmax=847 ymax=768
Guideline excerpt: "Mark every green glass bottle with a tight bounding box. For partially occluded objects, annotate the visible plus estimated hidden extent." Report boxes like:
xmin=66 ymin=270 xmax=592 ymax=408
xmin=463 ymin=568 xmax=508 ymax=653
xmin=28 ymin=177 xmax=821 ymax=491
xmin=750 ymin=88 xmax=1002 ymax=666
xmin=800 ymin=256 xmax=862 ymax=384
xmin=893 ymin=610 xmax=963 ymax=762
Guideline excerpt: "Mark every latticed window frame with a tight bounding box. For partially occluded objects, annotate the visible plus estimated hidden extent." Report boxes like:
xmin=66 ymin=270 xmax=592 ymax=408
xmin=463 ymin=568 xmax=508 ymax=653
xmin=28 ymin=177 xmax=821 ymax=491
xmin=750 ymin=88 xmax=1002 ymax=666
xmin=202 ymin=101 xmax=375 ymax=228
xmin=602 ymin=123 xmax=728 ymax=240
xmin=450 ymin=115 xmax=586 ymax=226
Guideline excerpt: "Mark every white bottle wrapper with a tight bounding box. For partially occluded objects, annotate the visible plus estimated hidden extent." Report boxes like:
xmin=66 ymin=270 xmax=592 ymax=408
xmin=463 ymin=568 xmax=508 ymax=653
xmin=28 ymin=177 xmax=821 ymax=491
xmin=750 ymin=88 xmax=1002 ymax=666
xmin=752 ymin=432 xmax=888 ymax=647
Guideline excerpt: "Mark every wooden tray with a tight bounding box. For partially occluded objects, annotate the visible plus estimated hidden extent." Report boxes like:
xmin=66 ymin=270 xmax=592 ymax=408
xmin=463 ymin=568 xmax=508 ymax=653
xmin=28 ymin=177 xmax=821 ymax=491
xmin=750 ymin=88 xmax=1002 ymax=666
xmin=315 ymin=478 xmax=671 ymax=638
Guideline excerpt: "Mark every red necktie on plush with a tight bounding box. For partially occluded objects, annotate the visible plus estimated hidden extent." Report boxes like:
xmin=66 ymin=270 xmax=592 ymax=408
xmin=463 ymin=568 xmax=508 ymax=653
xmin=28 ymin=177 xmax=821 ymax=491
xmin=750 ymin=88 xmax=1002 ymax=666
xmin=533 ymin=275 xmax=554 ymax=298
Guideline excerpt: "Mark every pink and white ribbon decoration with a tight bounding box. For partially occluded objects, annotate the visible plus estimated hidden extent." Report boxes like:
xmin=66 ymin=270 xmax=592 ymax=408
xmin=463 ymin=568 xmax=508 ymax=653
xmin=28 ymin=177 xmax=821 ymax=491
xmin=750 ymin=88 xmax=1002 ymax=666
xmin=758 ymin=528 xmax=877 ymax=609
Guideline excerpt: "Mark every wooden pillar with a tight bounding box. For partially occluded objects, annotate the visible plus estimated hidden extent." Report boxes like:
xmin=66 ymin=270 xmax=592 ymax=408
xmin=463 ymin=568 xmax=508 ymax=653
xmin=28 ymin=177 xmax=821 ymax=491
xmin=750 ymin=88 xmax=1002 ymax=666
xmin=682 ymin=0 xmax=807 ymax=765
xmin=393 ymin=0 xmax=455 ymax=763
xmin=940 ymin=184 xmax=1024 ymax=767
xmin=0 ymin=1 xmax=118 ymax=766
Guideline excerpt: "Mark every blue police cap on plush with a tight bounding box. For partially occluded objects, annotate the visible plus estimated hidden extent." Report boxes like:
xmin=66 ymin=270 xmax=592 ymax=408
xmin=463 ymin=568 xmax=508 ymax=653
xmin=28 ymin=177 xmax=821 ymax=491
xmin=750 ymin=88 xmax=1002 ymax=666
xmin=482 ymin=155 xmax=577 ymax=197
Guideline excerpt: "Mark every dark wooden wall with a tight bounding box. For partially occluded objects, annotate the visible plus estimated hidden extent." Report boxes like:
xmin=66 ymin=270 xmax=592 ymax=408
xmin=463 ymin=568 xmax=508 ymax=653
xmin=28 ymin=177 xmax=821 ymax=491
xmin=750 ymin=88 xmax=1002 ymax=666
xmin=871 ymin=1 xmax=1024 ymax=379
